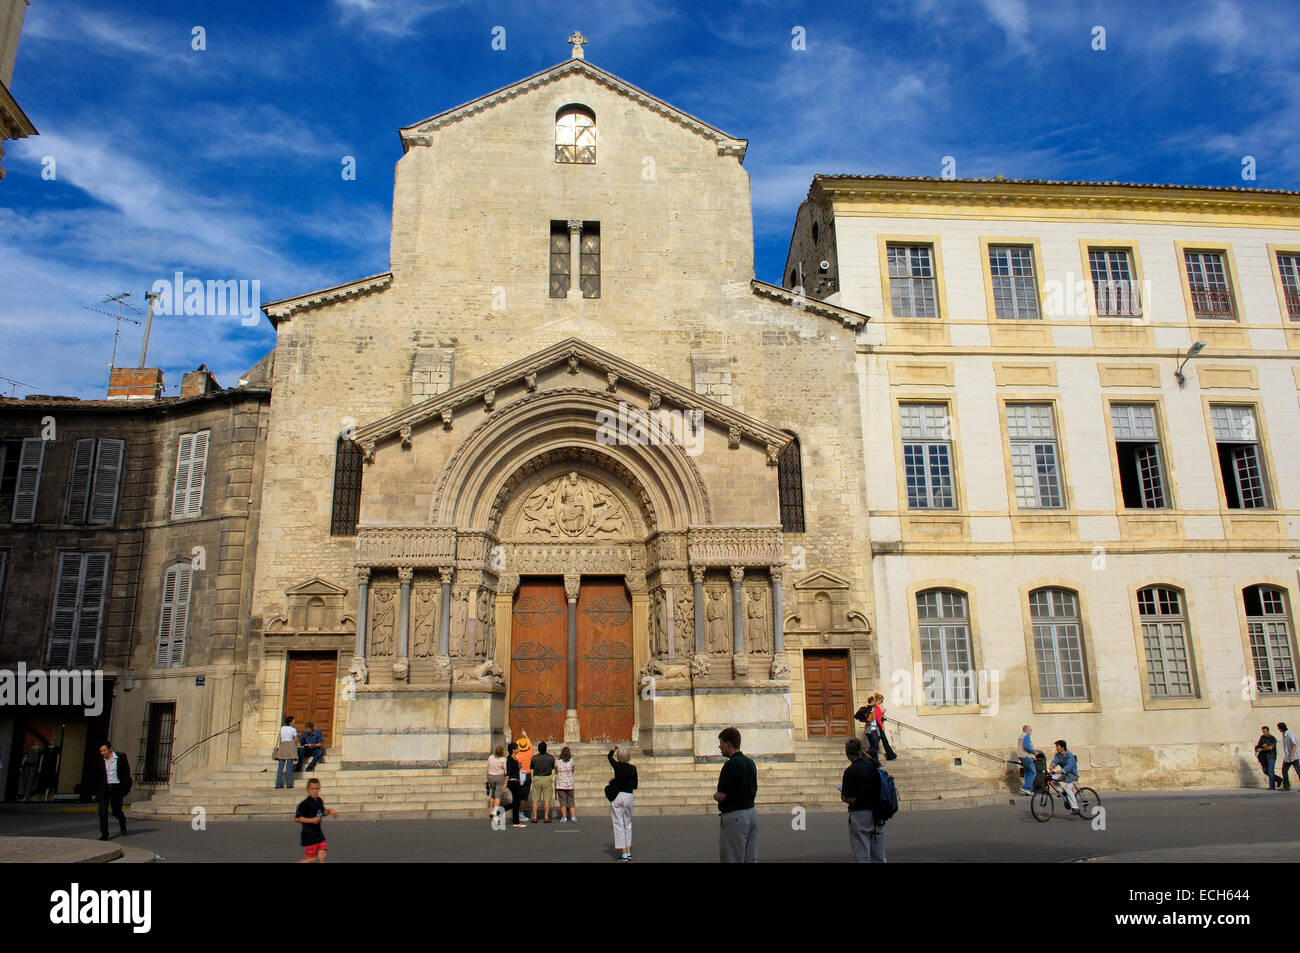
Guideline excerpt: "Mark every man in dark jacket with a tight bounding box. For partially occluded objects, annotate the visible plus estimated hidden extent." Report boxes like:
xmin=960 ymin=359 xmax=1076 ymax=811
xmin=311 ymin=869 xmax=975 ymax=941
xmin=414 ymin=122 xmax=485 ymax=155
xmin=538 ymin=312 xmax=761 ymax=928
xmin=94 ymin=741 xmax=132 ymax=840
xmin=841 ymin=737 xmax=886 ymax=863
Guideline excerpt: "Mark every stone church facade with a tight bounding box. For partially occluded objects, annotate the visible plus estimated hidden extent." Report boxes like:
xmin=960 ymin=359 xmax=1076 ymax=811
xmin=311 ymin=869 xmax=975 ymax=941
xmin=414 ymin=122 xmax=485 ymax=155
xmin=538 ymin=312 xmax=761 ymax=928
xmin=244 ymin=41 xmax=876 ymax=768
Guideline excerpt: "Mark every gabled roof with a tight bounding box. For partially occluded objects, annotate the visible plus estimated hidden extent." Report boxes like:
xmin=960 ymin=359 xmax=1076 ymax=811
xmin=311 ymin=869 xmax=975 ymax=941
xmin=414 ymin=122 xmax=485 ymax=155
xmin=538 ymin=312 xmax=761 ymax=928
xmin=351 ymin=337 xmax=791 ymax=457
xmin=261 ymin=272 xmax=392 ymax=326
xmin=750 ymin=279 xmax=867 ymax=328
xmin=398 ymin=58 xmax=748 ymax=163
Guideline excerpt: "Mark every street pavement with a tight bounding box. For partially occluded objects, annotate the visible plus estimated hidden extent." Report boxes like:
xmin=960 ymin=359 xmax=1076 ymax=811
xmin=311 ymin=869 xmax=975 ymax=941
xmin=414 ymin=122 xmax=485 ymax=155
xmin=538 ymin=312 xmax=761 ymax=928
xmin=1 ymin=788 xmax=1298 ymax=862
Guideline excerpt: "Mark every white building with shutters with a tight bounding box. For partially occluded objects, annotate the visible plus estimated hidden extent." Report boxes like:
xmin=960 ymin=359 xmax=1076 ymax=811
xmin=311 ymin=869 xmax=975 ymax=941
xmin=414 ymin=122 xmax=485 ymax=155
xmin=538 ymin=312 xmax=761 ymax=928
xmin=0 ymin=364 xmax=270 ymax=800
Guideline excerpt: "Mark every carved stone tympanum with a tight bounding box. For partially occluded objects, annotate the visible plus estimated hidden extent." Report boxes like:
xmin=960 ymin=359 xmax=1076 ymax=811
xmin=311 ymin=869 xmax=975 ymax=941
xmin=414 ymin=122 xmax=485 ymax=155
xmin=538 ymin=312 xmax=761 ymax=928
xmin=518 ymin=471 xmax=631 ymax=540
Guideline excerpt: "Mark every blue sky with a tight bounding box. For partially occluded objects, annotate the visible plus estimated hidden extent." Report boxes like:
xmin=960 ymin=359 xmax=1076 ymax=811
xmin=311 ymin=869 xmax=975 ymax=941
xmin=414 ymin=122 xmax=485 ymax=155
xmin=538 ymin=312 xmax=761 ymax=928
xmin=2 ymin=0 xmax=1298 ymax=399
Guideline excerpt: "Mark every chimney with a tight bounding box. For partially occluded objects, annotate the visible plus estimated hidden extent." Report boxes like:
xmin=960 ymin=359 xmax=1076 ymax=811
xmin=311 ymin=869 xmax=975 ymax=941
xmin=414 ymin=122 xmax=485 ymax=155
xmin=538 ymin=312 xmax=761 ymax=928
xmin=181 ymin=364 xmax=220 ymax=398
xmin=107 ymin=367 xmax=164 ymax=400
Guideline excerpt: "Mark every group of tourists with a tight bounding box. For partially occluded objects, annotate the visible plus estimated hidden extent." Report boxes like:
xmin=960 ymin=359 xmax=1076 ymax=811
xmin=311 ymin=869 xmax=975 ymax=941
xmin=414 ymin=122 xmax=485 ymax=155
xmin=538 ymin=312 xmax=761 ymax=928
xmin=273 ymin=715 xmax=326 ymax=789
xmin=486 ymin=736 xmax=578 ymax=828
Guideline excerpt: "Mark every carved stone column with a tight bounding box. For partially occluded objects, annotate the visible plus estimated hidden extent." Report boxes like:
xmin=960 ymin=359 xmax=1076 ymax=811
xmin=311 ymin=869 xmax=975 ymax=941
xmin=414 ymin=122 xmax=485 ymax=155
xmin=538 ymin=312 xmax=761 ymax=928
xmin=563 ymin=573 xmax=581 ymax=742
xmin=770 ymin=567 xmax=789 ymax=679
xmin=351 ymin=567 xmax=370 ymax=684
xmin=567 ymin=219 xmax=583 ymax=300
xmin=664 ymin=585 xmax=677 ymax=661
xmin=394 ymin=567 xmax=413 ymax=682
xmin=434 ymin=566 xmax=454 ymax=681
xmin=730 ymin=566 xmax=747 ymax=678
xmin=692 ymin=567 xmax=706 ymax=656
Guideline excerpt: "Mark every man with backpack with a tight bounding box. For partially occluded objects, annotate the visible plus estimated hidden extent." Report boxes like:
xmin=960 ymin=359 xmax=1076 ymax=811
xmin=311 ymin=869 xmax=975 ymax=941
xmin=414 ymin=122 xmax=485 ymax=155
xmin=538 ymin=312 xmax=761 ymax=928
xmin=840 ymin=737 xmax=890 ymax=863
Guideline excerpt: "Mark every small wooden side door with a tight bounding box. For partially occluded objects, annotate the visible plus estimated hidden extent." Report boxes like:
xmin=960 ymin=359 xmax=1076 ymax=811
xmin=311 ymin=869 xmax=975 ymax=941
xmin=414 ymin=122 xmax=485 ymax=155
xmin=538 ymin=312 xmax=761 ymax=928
xmin=283 ymin=652 xmax=337 ymax=745
xmin=803 ymin=650 xmax=852 ymax=738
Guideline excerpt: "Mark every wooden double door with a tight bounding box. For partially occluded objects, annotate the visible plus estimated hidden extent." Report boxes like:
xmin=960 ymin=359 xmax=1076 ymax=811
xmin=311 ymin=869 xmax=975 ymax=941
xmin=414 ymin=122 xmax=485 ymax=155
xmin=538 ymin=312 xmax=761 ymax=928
xmin=509 ymin=577 xmax=634 ymax=743
xmin=283 ymin=652 xmax=337 ymax=745
xmin=803 ymin=649 xmax=852 ymax=738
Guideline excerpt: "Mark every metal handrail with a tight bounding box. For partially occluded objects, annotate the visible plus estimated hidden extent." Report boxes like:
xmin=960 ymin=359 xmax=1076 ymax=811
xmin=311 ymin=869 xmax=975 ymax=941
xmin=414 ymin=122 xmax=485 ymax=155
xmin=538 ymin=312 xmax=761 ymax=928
xmin=888 ymin=718 xmax=1016 ymax=766
xmin=170 ymin=720 xmax=242 ymax=769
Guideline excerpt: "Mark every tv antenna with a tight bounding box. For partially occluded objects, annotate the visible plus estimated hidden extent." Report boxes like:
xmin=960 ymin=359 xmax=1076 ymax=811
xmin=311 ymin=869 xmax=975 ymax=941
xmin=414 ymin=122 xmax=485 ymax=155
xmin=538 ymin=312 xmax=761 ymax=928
xmin=84 ymin=292 xmax=142 ymax=369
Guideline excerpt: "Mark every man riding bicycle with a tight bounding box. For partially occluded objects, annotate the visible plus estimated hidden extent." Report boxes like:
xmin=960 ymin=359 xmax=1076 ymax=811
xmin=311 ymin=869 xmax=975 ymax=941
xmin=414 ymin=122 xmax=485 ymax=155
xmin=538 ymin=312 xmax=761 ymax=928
xmin=1049 ymin=739 xmax=1081 ymax=813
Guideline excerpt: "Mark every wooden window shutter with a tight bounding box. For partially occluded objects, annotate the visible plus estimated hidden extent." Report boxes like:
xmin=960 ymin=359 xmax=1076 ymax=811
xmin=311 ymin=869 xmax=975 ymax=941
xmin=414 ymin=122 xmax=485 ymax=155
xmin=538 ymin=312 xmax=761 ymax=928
xmin=47 ymin=552 xmax=84 ymax=667
xmin=157 ymin=564 xmax=192 ymax=667
xmin=66 ymin=438 xmax=96 ymax=523
xmin=12 ymin=437 xmax=46 ymax=523
xmin=73 ymin=552 xmax=110 ymax=669
xmin=172 ymin=434 xmax=194 ymax=518
xmin=89 ymin=439 xmax=125 ymax=525
xmin=185 ymin=431 xmax=209 ymax=517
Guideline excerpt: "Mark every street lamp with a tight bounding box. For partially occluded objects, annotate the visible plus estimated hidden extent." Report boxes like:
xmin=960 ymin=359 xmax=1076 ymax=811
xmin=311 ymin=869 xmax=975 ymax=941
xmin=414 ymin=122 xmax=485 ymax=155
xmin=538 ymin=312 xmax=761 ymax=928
xmin=1175 ymin=340 xmax=1207 ymax=389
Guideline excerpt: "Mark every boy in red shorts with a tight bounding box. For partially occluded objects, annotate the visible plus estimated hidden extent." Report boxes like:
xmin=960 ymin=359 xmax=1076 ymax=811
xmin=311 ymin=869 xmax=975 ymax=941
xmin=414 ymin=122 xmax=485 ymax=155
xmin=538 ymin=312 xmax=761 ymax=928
xmin=295 ymin=778 xmax=336 ymax=862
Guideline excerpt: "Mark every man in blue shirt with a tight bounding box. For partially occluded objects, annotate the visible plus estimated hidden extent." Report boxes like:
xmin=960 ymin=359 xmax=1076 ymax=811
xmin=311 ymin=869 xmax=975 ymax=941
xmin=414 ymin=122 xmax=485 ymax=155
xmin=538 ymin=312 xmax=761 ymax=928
xmin=1017 ymin=725 xmax=1038 ymax=796
xmin=1049 ymin=739 xmax=1080 ymax=812
xmin=297 ymin=723 xmax=325 ymax=773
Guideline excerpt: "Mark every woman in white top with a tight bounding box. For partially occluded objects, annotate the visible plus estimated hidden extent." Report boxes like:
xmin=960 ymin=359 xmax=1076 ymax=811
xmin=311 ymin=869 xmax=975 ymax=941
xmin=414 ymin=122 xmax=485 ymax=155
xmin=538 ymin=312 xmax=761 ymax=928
xmin=485 ymin=745 xmax=508 ymax=818
xmin=275 ymin=716 xmax=299 ymax=789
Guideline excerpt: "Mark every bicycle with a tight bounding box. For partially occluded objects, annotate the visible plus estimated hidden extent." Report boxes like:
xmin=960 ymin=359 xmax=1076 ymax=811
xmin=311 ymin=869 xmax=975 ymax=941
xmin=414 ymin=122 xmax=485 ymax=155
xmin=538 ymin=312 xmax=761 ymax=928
xmin=1030 ymin=774 xmax=1100 ymax=822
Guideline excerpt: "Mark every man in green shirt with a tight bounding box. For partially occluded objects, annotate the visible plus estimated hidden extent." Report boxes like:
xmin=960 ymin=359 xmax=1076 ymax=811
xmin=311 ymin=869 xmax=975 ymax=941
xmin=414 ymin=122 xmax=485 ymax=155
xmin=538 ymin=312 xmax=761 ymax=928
xmin=714 ymin=726 xmax=758 ymax=863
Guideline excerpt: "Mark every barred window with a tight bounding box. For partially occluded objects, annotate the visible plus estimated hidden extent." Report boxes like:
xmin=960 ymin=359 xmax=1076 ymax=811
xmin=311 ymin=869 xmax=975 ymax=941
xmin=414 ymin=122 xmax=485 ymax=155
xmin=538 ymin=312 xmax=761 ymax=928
xmin=1007 ymin=404 xmax=1062 ymax=508
xmin=916 ymin=588 xmax=975 ymax=705
xmin=579 ymin=223 xmax=601 ymax=299
xmin=1184 ymin=250 xmax=1236 ymax=320
xmin=777 ymin=434 xmax=805 ymax=533
xmin=330 ymin=437 xmax=364 ymax=535
xmin=887 ymin=244 xmax=938 ymax=318
xmin=900 ymin=403 xmax=954 ymax=509
xmin=1030 ymin=587 xmax=1089 ymax=701
xmin=1245 ymin=585 xmax=1298 ymax=694
xmin=988 ymin=245 xmax=1040 ymax=319
xmin=1138 ymin=586 xmax=1194 ymax=697
xmin=555 ymin=105 xmax=596 ymax=164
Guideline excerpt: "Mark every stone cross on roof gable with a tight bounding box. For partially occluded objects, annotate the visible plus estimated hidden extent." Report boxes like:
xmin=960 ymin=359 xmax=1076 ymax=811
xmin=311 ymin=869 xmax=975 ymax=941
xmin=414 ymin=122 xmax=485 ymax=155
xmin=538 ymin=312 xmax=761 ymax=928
xmin=568 ymin=30 xmax=587 ymax=59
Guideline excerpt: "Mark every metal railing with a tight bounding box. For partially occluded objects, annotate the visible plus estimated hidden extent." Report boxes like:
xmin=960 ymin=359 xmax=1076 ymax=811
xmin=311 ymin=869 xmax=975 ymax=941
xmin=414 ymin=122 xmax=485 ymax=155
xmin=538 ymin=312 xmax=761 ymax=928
xmin=167 ymin=720 xmax=242 ymax=779
xmin=888 ymin=718 xmax=1016 ymax=767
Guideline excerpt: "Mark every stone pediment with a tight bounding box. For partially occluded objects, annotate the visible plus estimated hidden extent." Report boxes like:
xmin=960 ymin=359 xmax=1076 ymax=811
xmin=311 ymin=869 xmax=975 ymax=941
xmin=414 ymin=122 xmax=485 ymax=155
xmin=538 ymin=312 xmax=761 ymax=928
xmin=285 ymin=577 xmax=349 ymax=596
xmin=351 ymin=338 xmax=792 ymax=462
xmin=266 ymin=577 xmax=353 ymax=634
xmin=793 ymin=570 xmax=852 ymax=591
xmin=398 ymin=58 xmax=747 ymax=162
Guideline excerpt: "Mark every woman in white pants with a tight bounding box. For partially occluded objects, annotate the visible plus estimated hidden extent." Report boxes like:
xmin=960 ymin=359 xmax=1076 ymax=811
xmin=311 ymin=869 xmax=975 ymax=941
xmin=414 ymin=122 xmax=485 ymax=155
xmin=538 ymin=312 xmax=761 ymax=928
xmin=606 ymin=745 xmax=638 ymax=862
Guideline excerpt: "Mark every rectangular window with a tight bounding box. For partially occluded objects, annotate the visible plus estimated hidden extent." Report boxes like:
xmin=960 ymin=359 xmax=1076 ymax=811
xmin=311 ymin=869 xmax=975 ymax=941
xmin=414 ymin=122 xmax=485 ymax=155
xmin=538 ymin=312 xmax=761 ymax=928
xmin=330 ymin=439 xmax=364 ymax=536
xmin=140 ymin=701 xmax=177 ymax=784
xmin=887 ymin=244 xmax=938 ymax=318
xmin=9 ymin=436 xmax=45 ymax=523
xmin=1211 ymin=406 xmax=1269 ymax=508
xmin=1184 ymin=250 xmax=1236 ymax=319
xmin=1138 ymin=588 xmax=1194 ymax=697
xmin=1087 ymin=248 xmax=1141 ymax=316
xmin=988 ymin=245 xmax=1040 ymax=319
xmin=899 ymin=403 xmax=954 ymax=509
xmin=156 ymin=564 xmax=193 ymax=668
xmin=1277 ymin=252 xmax=1300 ymax=320
xmin=1110 ymin=404 xmax=1167 ymax=509
xmin=1006 ymin=404 xmax=1062 ymax=508
xmin=66 ymin=437 xmax=125 ymax=525
xmin=549 ymin=222 xmax=570 ymax=298
xmin=1030 ymin=589 xmax=1089 ymax=701
xmin=47 ymin=551 xmax=110 ymax=668
xmin=579 ymin=222 xmax=600 ymax=299
xmin=916 ymin=590 xmax=975 ymax=705
xmin=171 ymin=431 xmax=209 ymax=519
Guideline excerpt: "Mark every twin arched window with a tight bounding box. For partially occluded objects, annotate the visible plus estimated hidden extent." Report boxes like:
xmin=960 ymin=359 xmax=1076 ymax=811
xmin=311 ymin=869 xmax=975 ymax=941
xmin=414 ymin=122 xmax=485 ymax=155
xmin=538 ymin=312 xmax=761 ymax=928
xmin=555 ymin=105 xmax=596 ymax=164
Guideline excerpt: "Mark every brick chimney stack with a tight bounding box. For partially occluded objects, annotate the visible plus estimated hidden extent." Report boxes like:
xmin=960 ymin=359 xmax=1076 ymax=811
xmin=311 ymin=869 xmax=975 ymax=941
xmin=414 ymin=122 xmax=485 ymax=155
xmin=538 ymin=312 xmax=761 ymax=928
xmin=107 ymin=367 xmax=164 ymax=400
xmin=181 ymin=364 xmax=220 ymax=397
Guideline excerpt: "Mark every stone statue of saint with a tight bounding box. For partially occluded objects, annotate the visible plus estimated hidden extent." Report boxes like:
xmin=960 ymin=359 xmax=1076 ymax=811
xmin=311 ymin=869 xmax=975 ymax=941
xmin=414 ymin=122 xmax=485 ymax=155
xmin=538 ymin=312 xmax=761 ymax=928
xmin=477 ymin=589 xmax=495 ymax=659
xmin=452 ymin=587 xmax=470 ymax=657
xmin=746 ymin=587 xmax=770 ymax=654
xmin=706 ymin=586 xmax=729 ymax=654
xmin=370 ymin=587 xmax=395 ymax=656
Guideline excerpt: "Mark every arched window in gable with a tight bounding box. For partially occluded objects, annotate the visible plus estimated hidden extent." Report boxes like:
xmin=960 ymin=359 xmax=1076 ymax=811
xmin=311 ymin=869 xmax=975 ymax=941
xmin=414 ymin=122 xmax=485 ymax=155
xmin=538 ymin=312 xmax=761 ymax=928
xmin=555 ymin=104 xmax=596 ymax=164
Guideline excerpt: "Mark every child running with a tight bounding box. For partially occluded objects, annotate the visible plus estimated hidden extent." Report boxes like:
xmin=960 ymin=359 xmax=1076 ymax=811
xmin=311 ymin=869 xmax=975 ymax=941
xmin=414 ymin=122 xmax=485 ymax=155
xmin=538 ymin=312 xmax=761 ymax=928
xmin=555 ymin=746 xmax=577 ymax=824
xmin=295 ymin=777 xmax=337 ymax=862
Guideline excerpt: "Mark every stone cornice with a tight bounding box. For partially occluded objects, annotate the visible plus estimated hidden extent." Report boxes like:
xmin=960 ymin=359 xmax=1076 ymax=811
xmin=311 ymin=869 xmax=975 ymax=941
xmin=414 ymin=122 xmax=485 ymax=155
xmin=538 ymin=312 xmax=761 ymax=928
xmin=814 ymin=176 xmax=1300 ymax=219
xmin=262 ymin=272 xmax=393 ymax=325
xmin=351 ymin=337 xmax=792 ymax=457
xmin=398 ymin=59 xmax=748 ymax=163
xmin=750 ymin=279 xmax=868 ymax=328
xmin=0 ymin=81 xmax=37 ymax=140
